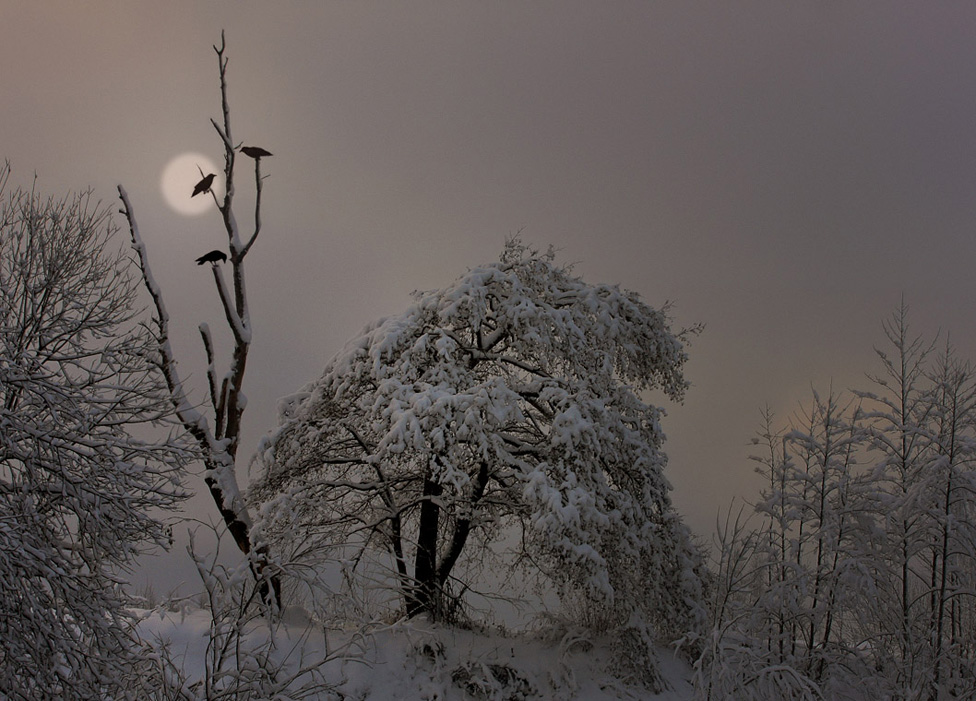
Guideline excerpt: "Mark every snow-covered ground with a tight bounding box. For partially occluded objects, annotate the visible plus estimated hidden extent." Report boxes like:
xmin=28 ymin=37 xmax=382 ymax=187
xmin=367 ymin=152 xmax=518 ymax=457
xmin=136 ymin=604 xmax=696 ymax=700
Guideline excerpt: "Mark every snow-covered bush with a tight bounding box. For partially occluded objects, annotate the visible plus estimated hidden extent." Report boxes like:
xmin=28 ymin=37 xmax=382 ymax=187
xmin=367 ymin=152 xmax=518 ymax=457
xmin=253 ymin=239 xmax=704 ymax=684
xmin=0 ymin=165 xmax=189 ymax=698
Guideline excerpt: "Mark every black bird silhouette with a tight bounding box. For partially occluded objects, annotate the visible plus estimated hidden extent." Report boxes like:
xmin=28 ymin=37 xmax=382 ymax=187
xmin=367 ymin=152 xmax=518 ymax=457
xmin=191 ymin=173 xmax=217 ymax=197
xmin=195 ymin=250 xmax=227 ymax=265
xmin=241 ymin=146 xmax=272 ymax=159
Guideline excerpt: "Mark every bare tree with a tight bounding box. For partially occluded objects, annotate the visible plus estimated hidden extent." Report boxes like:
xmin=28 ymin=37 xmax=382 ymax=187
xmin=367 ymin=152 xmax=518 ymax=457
xmin=0 ymin=163 xmax=189 ymax=698
xmin=117 ymin=32 xmax=278 ymax=604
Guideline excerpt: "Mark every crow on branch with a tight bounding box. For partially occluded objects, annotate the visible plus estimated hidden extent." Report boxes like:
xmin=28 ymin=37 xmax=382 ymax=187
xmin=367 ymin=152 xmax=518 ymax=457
xmin=191 ymin=173 xmax=217 ymax=197
xmin=241 ymin=146 xmax=272 ymax=159
xmin=195 ymin=250 xmax=227 ymax=265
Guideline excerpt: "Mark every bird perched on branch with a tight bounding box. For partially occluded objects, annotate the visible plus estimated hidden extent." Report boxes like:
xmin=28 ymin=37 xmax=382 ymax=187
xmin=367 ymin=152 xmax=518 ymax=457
xmin=195 ymin=250 xmax=227 ymax=265
xmin=191 ymin=173 xmax=217 ymax=197
xmin=241 ymin=146 xmax=272 ymax=159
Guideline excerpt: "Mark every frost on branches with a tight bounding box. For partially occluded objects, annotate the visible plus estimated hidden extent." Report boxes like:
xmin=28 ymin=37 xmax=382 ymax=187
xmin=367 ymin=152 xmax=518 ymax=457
xmin=698 ymin=305 xmax=976 ymax=699
xmin=254 ymin=239 xmax=705 ymax=683
xmin=0 ymin=167 xmax=189 ymax=699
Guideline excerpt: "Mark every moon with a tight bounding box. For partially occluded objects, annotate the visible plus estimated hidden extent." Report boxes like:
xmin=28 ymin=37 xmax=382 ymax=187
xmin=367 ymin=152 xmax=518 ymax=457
xmin=160 ymin=153 xmax=221 ymax=216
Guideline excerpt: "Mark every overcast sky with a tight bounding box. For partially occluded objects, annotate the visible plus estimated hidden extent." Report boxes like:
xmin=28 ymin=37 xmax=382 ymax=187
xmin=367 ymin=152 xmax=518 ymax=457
xmin=5 ymin=3 xmax=976 ymax=590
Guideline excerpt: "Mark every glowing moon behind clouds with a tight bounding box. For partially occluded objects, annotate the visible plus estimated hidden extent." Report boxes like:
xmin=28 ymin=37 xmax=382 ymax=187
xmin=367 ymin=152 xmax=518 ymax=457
xmin=160 ymin=153 xmax=221 ymax=216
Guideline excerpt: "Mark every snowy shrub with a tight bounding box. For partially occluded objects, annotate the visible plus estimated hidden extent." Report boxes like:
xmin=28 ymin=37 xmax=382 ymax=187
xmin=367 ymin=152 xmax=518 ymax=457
xmin=451 ymin=661 xmax=536 ymax=701
xmin=254 ymin=238 xmax=704 ymax=686
xmin=135 ymin=522 xmax=354 ymax=701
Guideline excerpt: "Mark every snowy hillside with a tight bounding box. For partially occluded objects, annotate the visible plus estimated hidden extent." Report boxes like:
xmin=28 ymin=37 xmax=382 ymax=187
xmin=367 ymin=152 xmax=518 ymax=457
xmin=136 ymin=604 xmax=697 ymax=700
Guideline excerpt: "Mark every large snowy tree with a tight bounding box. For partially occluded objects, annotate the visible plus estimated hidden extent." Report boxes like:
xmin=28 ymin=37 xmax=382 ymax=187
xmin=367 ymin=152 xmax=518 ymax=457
xmin=254 ymin=240 xmax=704 ymax=676
xmin=0 ymin=164 xmax=189 ymax=698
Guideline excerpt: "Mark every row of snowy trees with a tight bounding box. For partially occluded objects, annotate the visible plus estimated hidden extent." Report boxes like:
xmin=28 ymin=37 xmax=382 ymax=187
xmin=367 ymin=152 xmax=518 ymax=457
xmin=698 ymin=304 xmax=976 ymax=700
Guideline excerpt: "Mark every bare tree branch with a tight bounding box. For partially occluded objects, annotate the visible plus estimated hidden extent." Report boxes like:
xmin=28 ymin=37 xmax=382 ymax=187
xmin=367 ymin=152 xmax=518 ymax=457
xmin=117 ymin=33 xmax=279 ymax=606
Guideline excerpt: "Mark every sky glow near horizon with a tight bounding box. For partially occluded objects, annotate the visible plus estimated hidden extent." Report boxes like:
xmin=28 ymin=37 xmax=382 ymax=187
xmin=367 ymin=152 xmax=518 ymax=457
xmin=4 ymin=3 xmax=976 ymax=591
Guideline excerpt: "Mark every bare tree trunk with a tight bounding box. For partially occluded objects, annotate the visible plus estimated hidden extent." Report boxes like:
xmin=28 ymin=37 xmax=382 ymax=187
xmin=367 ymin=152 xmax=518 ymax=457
xmin=118 ymin=32 xmax=280 ymax=607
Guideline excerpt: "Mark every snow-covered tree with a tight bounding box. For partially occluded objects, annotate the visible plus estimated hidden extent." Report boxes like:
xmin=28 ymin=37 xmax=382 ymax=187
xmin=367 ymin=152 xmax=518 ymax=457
xmin=780 ymin=390 xmax=865 ymax=677
xmin=254 ymin=239 xmax=704 ymax=680
xmin=854 ymin=302 xmax=936 ymax=691
xmin=749 ymin=407 xmax=796 ymax=662
xmin=117 ymin=33 xmax=278 ymax=604
xmin=918 ymin=344 xmax=976 ymax=695
xmin=699 ymin=392 xmax=872 ymax=698
xmin=0 ymin=164 xmax=188 ymax=698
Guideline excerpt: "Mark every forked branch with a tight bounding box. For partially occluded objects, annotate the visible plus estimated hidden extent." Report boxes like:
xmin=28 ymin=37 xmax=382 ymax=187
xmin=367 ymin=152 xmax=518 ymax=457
xmin=117 ymin=32 xmax=278 ymax=607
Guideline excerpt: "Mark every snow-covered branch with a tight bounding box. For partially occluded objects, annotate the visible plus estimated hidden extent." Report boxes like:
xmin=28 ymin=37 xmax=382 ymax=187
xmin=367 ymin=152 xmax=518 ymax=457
xmin=118 ymin=185 xmax=209 ymax=437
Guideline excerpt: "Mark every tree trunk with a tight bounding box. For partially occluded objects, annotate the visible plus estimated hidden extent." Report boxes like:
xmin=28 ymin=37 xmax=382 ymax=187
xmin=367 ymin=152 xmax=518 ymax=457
xmin=409 ymin=476 xmax=443 ymax=618
xmin=407 ymin=462 xmax=491 ymax=619
xmin=437 ymin=462 xmax=490 ymax=588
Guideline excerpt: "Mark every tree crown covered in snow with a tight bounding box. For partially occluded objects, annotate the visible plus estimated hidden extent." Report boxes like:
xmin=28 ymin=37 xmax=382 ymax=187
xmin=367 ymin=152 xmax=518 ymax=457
xmin=255 ymin=239 xmax=704 ymax=666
